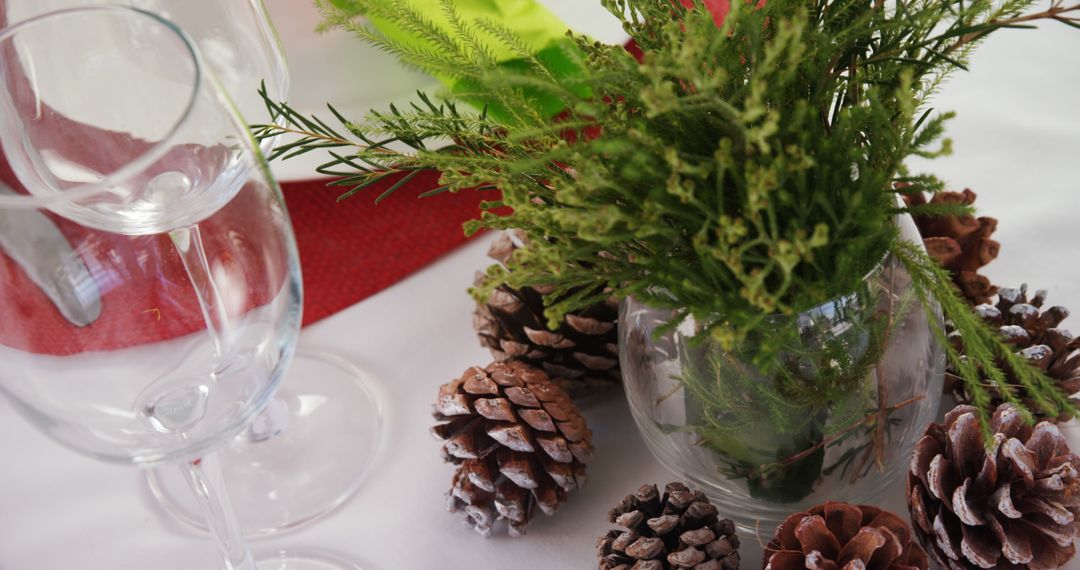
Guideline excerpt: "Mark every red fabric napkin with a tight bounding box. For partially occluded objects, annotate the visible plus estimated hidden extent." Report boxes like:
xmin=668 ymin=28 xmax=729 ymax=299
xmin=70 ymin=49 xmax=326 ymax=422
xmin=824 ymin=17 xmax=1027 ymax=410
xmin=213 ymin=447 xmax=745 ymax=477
xmin=280 ymin=173 xmax=484 ymax=326
xmin=0 ymin=152 xmax=482 ymax=354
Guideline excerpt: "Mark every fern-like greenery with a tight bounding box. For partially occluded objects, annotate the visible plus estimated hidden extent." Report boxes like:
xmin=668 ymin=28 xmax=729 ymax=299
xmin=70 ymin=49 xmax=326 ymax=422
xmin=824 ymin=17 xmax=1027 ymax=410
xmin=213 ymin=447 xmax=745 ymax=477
xmin=254 ymin=0 xmax=1080 ymax=438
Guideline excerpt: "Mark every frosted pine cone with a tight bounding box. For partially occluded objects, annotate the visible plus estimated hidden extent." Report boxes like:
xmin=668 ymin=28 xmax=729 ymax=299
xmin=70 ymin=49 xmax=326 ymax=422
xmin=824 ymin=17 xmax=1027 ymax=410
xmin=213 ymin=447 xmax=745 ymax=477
xmin=946 ymin=284 xmax=1080 ymax=422
xmin=433 ymin=360 xmax=593 ymax=536
xmin=763 ymin=501 xmax=928 ymax=570
xmin=908 ymin=403 xmax=1080 ymax=569
xmin=474 ymin=230 xmax=620 ymax=399
xmin=597 ymin=483 xmax=740 ymax=569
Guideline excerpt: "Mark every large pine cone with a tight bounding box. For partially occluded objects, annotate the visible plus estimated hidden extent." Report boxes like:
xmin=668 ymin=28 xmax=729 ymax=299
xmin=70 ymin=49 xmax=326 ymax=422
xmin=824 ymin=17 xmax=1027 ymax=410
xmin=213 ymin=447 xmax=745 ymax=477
xmin=433 ymin=360 xmax=593 ymax=537
xmin=908 ymin=403 xmax=1080 ymax=569
xmin=597 ymin=482 xmax=740 ymax=570
xmin=905 ymin=189 xmax=1000 ymax=305
xmin=762 ymin=502 xmax=928 ymax=570
xmin=474 ymin=230 xmax=620 ymax=399
xmin=945 ymin=284 xmax=1080 ymax=422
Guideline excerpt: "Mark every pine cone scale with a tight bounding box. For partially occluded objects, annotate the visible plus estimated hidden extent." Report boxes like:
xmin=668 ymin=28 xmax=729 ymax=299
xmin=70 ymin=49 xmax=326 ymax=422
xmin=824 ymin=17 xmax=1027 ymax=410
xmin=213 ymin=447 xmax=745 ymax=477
xmin=868 ymin=527 xmax=905 ymax=569
xmin=958 ymin=522 xmax=1000 ymax=567
xmin=795 ymin=516 xmax=842 ymax=559
xmin=576 ymin=352 xmax=619 ymax=370
xmin=441 ymin=417 xmax=497 ymax=459
xmin=841 ymin=527 xmax=888 ymax=566
xmin=923 ymin=236 xmax=963 ymax=266
xmin=765 ymin=550 xmax=803 ymax=569
xmin=474 ymin=397 xmax=515 ymax=421
xmin=536 ymin=433 xmax=572 ymax=462
xmin=520 ymin=408 xmax=556 ymax=432
xmin=567 ymin=313 xmax=615 ymax=335
xmin=952 ymin=479 xmax=985 ymax=526
xmin=436 ymin=378 xmax=474 ymax=416
xmin=948 ymin=412 xmax=983 ymax=474
xmin=994 ymin=519 xmax=1033 ymax=566
xmin=487 ymin=423 xmax=533 ymax=452
xmin=628 ymin=537 xmax=666 ymax=559
xmin=504 ymin=385 xmax=541 ymax=407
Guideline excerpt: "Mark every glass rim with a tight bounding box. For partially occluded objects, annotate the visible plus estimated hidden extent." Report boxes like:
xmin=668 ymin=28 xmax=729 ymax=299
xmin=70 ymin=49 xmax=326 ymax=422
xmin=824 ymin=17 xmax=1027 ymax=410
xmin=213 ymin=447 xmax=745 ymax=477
xmin=0 ymin=5 xmax=203 ymax=209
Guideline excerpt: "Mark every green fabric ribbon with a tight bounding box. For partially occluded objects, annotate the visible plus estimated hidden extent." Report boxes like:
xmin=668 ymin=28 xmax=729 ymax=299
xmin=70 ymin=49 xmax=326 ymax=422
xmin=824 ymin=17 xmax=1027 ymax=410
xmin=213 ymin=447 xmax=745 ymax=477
xmin=327 ymin=0 xmax=587 ymax=120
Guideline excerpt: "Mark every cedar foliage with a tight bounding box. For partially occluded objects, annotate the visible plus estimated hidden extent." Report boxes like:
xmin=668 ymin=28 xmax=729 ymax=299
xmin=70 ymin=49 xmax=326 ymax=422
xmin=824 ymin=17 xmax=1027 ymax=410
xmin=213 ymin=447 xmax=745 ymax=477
xmin=254 ymin=0 xmax=1080 ymax=436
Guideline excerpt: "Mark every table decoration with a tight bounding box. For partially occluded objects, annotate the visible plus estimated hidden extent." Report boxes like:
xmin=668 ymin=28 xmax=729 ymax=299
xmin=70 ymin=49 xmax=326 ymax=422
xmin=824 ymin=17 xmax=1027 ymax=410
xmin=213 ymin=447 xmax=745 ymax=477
xmin=620 ymin=251 xmax=944 ymax=521
xmin=762 ymin=501 xmax=928 ymax=570
xmin=475 ymin=230 xmax=621 ymax=400
xmin=253 ymin=0 xmax=1080 ymax=550
xmin=597 ymin=482 xmax=741 ymax=570
xmin=908 ymin=402 xmax=1080 ymax=569
xmin=434 ymin=360 xmax=594 ymax=536
xmin=944 ymin=285 xmax=1080 ymax=423
xmin=257 ymin=0 xmax=1080 ymax=420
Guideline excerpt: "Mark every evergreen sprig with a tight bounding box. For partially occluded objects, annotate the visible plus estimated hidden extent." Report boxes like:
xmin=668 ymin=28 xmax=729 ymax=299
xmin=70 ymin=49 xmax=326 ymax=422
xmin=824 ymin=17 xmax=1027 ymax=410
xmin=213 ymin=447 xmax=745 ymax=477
xmin=892 ymin=239 xmax=1078 ymax=437
xmin=254 ymin=0 xmax=1080 ymax=434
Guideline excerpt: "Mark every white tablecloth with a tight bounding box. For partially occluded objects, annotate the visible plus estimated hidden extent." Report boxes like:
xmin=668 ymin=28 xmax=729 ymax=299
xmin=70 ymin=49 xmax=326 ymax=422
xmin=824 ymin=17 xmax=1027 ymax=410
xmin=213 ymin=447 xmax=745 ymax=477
xmin=2 ymin=4 xmax=1079 ymax=569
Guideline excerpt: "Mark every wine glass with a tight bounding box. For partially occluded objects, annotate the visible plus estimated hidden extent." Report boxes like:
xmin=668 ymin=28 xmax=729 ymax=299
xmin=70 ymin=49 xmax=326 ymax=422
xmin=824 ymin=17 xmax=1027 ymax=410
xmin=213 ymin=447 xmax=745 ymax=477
xmin=0 ymin=0 xmax=383 ymax=538
xmin=1 ymin=0 xmax=289 ymax=139
xmin=0 ymin=6 xmax=359 ymax=568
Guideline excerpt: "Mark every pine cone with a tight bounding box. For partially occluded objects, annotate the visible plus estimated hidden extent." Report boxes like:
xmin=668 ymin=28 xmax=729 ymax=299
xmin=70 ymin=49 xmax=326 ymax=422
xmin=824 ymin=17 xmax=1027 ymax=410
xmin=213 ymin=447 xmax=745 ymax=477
xmin=474 ymin=230 xmax=620 ymax=399
xmin=945 ymin=284 xmax=1080 ymax=422
xmin=904 ymin=189 xmax=1000 ymax=305
xmin=762 ymin=502 xmax=928 ymax=570
xmin=433 ymin=360 xmax=593 ymax=537
xmin=908 ymin=403 xmax=1080 ymax=569
xmin=597 ymin=482 xmax=740 ymax=570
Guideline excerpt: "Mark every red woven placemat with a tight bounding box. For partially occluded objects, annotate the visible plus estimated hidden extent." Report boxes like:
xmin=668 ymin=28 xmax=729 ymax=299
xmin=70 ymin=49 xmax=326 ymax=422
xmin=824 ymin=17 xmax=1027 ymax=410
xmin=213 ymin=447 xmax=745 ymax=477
xmin=281 ymin=172 xmax=483 ymax=326
xmin=0 ymin=151 xmax=481 ymax=354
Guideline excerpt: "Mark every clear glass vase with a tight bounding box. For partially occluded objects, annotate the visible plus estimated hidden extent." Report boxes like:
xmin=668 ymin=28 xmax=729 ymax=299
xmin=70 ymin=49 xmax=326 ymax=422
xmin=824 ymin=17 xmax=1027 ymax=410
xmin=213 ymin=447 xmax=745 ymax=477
xmin=619 ymin=253 xmax=945 ymax=533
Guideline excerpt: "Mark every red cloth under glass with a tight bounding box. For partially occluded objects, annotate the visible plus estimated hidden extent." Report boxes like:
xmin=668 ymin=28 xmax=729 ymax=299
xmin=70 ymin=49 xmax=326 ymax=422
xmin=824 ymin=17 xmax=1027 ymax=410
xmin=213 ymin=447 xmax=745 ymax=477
xmin=0 ymin=153 xmax=483 ymax=353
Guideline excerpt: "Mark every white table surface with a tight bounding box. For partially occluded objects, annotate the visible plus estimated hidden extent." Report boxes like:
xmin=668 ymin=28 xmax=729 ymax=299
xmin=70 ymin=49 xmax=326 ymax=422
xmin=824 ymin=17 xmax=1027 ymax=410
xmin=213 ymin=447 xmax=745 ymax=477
xmin=2 ymin=3 xmax=1080 ymax=569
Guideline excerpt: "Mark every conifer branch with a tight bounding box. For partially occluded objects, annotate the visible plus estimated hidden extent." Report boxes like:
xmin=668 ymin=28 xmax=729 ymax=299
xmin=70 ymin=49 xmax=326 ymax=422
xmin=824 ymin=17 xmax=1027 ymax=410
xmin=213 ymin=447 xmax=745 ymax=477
xmin=892 ymin=239 xmax=1079 ymax=435
xmin=259 ymin=0 xmax=1080 ymax=434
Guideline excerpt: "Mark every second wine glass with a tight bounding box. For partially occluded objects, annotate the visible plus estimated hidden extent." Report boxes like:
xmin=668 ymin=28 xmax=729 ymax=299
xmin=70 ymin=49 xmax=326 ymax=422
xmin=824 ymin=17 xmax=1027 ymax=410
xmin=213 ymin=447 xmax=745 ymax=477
xmin=0 ymin=6 xmax=360 ymax=567
xmin=0 ymin=0 xmax=384 ymax=537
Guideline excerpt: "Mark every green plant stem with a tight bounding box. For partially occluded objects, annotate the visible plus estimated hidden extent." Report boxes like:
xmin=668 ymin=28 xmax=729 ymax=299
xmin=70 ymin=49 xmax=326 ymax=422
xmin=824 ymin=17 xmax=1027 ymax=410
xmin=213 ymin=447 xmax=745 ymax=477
xmin=756 ymin=394 xmax=924 ymax=479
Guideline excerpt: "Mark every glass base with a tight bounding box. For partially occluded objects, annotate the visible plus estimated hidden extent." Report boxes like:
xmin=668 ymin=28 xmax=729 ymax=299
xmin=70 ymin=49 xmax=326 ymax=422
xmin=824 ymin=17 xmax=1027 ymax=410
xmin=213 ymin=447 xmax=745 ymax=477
xmin=147 ymin=350 xmax=383 ymax=537
xmin=256 ymin=550 xmax=363 ymax=569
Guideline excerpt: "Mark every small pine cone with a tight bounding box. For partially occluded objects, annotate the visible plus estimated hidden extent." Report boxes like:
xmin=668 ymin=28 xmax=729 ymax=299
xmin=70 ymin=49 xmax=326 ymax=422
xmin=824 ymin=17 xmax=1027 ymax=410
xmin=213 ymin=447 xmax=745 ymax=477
xmin=762 ymin=502 xmax=928 ymax=570
xmin=904 ymin=188 xmax=1000 ymax=305
xmin=945 ymin=284 xmax=1080 ymax=422
xmin=474 ymin=230 xmax=620 ymax=399
xmin=597 ymin=482 xmax=740 ymax=570
xmin=433 ymin=360 xmax=593 ymax=537
xmin=908 ymin=403 xmax=1080 ymax=569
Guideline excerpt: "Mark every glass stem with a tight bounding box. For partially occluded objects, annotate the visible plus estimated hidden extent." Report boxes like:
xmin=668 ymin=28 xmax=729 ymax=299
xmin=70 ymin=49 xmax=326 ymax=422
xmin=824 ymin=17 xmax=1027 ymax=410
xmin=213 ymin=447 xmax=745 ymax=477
xmin=243 ymin=395 xmax=290 ymax=443
xmin=170 ymin=225 xmax=231 ymax=363
xmin=181 ymin=453 xmax=256 ymax=570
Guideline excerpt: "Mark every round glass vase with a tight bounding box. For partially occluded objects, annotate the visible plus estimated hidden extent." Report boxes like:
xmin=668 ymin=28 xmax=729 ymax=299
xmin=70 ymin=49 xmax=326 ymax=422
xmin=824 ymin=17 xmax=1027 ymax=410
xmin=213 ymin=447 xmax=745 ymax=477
xmin=619 ymin=253 xmax=945 ymax=534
